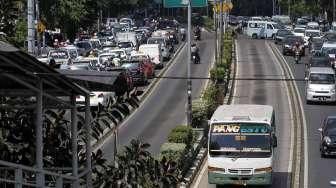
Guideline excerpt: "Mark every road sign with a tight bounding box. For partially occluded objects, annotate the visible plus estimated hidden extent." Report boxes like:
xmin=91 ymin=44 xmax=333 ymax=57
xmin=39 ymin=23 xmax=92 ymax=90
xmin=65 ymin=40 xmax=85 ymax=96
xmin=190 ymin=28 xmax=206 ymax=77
xmin=163 ymin=0 xmax=208 ymax=8
xmin=37 ymin=21 xmax=45 ymax=33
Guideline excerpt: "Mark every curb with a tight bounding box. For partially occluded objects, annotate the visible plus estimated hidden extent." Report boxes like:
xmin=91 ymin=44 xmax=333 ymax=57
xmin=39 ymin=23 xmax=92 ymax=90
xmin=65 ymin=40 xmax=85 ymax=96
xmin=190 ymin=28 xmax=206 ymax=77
xmin=180 ymin=38 xmax=237 ymax=188
xmin=92 ymin=42 xmax=186 ymax=151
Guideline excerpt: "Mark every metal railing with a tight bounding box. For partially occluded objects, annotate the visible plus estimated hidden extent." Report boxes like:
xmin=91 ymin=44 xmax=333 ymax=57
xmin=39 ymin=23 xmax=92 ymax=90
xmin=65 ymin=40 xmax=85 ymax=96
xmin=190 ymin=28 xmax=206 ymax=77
xmin=0 ymin=160 xmax=89 ymax=188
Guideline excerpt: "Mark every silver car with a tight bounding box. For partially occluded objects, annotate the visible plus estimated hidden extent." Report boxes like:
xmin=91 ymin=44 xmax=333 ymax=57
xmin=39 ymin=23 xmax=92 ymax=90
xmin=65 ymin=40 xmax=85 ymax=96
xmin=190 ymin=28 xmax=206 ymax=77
xmin=306 ymin=67 xmax=336 ymax=104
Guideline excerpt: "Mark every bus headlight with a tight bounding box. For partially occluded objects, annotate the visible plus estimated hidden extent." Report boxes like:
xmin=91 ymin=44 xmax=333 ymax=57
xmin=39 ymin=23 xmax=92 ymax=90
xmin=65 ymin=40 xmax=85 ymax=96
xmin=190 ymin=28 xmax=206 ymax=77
xmin=254 ymin=167 xmax=272 ymax=173
xmin=208 ymin=166 xmax=225 ymax=173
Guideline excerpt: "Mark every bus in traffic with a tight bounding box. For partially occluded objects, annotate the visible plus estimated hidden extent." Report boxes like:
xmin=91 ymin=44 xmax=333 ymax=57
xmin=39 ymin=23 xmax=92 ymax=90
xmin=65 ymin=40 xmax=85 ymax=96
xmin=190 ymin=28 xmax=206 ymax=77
xmin=207 ymin=104 xmax=277 ymax=186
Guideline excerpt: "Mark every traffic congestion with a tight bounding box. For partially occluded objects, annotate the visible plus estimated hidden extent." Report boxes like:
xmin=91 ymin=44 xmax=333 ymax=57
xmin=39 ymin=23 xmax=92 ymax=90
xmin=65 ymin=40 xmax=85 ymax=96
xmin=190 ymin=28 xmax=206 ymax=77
xmin=2 ymin=0 xmax=336 ymax=187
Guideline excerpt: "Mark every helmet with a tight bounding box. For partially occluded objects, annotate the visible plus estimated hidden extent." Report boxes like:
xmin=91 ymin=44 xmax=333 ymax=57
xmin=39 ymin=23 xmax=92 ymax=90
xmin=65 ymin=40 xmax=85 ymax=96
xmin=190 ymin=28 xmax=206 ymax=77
xmin=295 ymin=41 xmax=299 ymax=46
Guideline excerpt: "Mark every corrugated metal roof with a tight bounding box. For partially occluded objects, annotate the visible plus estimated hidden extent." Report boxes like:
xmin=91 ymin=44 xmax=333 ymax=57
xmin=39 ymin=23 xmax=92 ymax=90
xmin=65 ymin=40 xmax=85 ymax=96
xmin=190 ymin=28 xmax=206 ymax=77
xmin=0 ymin=41 xmax=88 ymax=96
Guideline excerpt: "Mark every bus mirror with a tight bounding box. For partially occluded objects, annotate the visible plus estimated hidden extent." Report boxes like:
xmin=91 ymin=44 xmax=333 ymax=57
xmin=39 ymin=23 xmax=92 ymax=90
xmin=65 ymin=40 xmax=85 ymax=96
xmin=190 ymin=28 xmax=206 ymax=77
xmin=272 ymin=136 xmax=278 ymax=148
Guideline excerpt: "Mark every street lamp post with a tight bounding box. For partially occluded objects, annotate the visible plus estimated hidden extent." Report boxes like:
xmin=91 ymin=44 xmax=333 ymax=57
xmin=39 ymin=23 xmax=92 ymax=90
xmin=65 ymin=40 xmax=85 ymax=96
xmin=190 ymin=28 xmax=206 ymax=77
xmin=187 ymin=0 xmax=192 ymax=127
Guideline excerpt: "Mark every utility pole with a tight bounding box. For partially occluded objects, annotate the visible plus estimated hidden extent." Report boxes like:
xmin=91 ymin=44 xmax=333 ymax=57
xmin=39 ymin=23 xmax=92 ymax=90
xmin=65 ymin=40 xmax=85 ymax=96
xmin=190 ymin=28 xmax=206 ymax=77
xmin=333 ymin=0 xmax=335 ymax=22
xmin=219 ymin=0 xmax=223 ymax=64
xmin=35 ymin=0 xmax=40 ymax=56
xmin=186 ymin=0 xmax=192 ymax=127
xmin=214 ymin=0 xmax=218 ymax=66
xmin=27 ymin=0 xmax=35 ymax=55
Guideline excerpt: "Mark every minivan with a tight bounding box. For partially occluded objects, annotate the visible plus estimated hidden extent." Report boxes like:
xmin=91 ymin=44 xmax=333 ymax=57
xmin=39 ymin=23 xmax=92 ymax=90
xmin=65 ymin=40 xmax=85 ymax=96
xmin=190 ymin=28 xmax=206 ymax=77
xmin=246 ymin=21 xmax=279 ymax=39
xmin=138 ymin=44 xmax=163 ymax=69
xmin=306 ymin=67 xmax=336 ymax=104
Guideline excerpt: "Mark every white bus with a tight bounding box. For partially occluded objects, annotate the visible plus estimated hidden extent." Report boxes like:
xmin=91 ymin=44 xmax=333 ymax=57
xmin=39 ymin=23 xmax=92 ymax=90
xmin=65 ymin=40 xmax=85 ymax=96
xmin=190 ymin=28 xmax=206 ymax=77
xmin=207 ymin=104 xmax=277 ymax=186
xmin=246 ymin=21 xmax=279 ymax=39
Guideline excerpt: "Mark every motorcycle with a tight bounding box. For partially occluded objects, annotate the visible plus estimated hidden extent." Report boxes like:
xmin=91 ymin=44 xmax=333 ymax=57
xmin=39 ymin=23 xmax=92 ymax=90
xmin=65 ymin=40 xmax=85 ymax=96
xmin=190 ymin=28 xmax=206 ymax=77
xmin=294 ymin=50 xmax=300 ymax=64
xmin=181 ymin=33 xmax=186 ymax=41
xmin=191 ymin=53 xmax=200 ymax=64
xmin=194 ymin=33 xmax=201 ymax=41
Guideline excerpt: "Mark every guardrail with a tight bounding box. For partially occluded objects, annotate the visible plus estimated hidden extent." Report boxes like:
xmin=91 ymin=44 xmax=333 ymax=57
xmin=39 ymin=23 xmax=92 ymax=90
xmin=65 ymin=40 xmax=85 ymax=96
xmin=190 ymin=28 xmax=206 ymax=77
xmin=0 ymin=160 xmax=89 ymax=188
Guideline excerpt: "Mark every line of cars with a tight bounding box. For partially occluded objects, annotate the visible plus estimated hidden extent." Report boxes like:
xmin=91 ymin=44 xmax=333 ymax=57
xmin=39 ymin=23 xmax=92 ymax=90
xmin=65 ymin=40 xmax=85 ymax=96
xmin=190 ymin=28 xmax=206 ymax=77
xmin=37 ymin=17 xmax=183 ymax=108
xmin=271 ymin=17 xmax=336 ymax=159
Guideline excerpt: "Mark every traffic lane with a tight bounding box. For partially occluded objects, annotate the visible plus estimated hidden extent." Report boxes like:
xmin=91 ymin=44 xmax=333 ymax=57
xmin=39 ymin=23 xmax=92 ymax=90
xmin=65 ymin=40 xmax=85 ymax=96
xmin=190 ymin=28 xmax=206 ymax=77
xmin=277 ymin=46 xmax=336 ymax=188
xmin=100 ymin=30 xmax=215 ymax=159
xmin=195 ymin=37 xmax=292 ymax=188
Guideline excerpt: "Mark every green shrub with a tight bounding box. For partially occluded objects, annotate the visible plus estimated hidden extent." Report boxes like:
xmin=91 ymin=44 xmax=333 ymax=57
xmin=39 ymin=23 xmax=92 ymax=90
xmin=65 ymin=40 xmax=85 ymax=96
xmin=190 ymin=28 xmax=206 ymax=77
xmin=210 ymin=67 xmax=227 ymax=83
xmin=168 ymin=125 xmax=193 ymax=145
xmin=160 ymin=142 xmax=187 ymax=161
xmin=192 ymin=99 xmax=208 ymax=128
xmin=202 ymin=83 xmax=220 ymax=118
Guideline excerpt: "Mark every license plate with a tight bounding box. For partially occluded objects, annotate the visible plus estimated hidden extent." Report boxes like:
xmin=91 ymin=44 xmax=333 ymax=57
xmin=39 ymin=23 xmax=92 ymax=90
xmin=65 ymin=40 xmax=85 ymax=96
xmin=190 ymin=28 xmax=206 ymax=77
xmin=319 ymin=97 xmax=326 ymax=101
xmin=233 ymin=180 xmax=247 ymax=185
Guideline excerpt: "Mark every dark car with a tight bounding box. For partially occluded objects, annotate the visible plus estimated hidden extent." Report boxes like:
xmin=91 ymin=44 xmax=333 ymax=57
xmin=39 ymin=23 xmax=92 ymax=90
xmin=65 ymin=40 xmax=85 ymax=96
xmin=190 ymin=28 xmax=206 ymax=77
xmin=309 ymin=57 xmax=332 ymax=68
xmin=121 ymin=61 xmax=149 ymax=86
xmin=282 ymin=36 xmax=305 ymax=56
xmin=274 ymin=29 xmax=294 ymax=44
xmin=322 ymin=32 xmax=336 ymax=42
xmin=319 ymin=116 xmax=336 ymax=157
xmin=310 ymin=40 xmax=324 ymax=54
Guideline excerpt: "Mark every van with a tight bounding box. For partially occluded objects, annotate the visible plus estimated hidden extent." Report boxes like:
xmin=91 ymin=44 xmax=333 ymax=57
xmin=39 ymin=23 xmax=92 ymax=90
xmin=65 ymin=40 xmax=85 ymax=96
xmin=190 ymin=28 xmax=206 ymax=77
xmin=138 ymin=44 xmax=163 ymax=68
xmin=246 ymin=21 xmax=279 ymax=39
xmin=306 ymin=67 xmax=336 ymax=104
xmin=116 ymin=32 xmax=137 ymax=47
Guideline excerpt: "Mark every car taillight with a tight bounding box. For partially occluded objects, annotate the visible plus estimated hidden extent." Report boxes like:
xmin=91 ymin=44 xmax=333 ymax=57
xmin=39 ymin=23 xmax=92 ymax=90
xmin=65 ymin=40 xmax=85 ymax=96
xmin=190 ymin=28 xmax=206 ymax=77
xmin=98 ymin=93 xmax=104 ymax=98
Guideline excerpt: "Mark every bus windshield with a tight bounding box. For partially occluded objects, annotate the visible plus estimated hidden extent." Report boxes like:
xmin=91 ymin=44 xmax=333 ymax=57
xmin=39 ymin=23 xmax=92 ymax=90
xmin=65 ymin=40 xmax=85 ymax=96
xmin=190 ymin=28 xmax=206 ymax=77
xmin=209 ymin=123 xmax=271 ymax=158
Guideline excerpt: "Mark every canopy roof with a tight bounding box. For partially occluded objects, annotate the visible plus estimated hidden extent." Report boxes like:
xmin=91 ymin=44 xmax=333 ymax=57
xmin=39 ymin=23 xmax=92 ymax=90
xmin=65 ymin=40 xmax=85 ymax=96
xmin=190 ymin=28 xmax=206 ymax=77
xmin=0 ymin=41 xmax=88 ymax=97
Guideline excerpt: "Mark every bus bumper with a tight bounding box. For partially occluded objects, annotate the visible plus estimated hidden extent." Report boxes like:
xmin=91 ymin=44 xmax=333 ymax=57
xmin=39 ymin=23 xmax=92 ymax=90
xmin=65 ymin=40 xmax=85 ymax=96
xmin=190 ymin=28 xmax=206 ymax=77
xmin=208 ymin=172 xmax=272 ymax=186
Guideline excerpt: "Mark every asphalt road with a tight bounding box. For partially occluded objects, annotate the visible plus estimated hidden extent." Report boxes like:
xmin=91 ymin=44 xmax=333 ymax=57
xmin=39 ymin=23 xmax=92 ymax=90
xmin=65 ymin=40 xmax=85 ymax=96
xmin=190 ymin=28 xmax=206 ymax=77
xmin=275 ymin=44 xmax=336 ymax=188
xmin=193 ymin=36 xmax=293 ymax=188
xmin=98 ymin=30 xmax=215 ymax=160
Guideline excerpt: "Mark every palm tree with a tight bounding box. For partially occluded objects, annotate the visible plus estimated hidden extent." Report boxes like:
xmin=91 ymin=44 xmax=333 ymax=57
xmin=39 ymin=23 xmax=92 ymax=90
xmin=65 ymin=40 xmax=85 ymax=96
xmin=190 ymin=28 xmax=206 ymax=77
xmin=0 ymin=0 xmax=19 ymax=35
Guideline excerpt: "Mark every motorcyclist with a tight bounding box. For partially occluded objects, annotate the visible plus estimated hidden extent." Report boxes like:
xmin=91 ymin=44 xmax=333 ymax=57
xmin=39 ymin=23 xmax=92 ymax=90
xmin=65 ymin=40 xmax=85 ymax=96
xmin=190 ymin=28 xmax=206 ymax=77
xmin=180 ymin=27 xmax=186 ymax=41
xmin=293 ymin=41 xmax=301 ymax=55
xmin=308 ymin=34 xmax=313 ymax=51
xmin=194 ymin=25 xmax=201 ymax=40
xmin=191 ymin=43 xmax=200 ymax=63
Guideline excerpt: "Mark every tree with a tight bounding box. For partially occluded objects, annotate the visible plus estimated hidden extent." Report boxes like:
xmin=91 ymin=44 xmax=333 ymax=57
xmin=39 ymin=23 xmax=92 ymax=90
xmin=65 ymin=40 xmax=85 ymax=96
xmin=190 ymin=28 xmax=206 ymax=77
xmin=0 ymin=0 xmax=18 ymax=35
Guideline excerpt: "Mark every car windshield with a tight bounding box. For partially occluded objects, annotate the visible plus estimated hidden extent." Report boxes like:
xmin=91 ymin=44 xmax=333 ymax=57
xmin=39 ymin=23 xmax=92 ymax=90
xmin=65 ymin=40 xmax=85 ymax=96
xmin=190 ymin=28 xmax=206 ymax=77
xmin=325 ymin=118 xmax=336 ymax=136
xmin=278 ymin=30 xmax=292 ymax=36
xmin=148 ymin=38 xmax=164 ymax=45
xmin=309 ymin=73 xmax=335 ymax=84
xmin=76 ymin=42 xmax=91 ymax=50
xmin=294 ymin=28 xmax=305 ymax=33
xmin=118 ymin=42 xmax=133 ymax=48
xmin=322 ymin=47 xmax=336 ymax=55
xmin=209 ymin=123 xmax=271 ymax=158
xmin=306 ymin=31 xmax=320 ymax=37
xmin=310 ymin=60 xmax=330 ymax=67
xmin=49 ymin=51 xmax=68 ymax=59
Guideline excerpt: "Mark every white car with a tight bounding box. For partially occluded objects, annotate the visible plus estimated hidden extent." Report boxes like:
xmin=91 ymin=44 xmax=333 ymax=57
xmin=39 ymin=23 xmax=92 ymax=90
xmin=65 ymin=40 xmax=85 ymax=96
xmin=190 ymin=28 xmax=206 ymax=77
xmin=98 ymin=53 xmax=122 ymax=67
xmin=101 ymin=49 xmax=127 ymax=60
xmin=77 ymin=92 xmax=115 ymax=107
xmin=60 ymin=45 xmax=82 ymax=60
xmin=321 ymin=42 xmax=336 ymax=68
xmin=306 ymin=67 xmax=336 ymax=104
xmin=293 ymin=27 xmax=305 ymax=38
xmin=147 ymin=37 xmax=171 ymax=61
xmin=304 ymin=29 xmax=322 ymax=47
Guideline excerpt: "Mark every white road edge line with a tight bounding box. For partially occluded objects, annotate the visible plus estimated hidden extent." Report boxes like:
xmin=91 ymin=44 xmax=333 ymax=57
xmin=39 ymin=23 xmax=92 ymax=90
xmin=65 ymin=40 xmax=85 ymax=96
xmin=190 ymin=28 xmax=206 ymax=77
xmin=266 ymin=42 xmax=294 ymax=188
xmin=271 ymin=43 xmax=309 ymax=188
xmin=231 ymin=39 xmax=239 ymax=104
xmin=93 ymin=43 xmax=187 ymax=152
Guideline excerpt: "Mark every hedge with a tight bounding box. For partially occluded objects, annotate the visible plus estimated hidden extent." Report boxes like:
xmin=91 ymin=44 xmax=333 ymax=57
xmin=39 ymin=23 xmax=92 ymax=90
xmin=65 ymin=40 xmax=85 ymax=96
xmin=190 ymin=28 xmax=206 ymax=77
xmin=167 ymin=125 xmax=193 ymax=145
xmin=159 ymin=142 xmax=187 ymax=161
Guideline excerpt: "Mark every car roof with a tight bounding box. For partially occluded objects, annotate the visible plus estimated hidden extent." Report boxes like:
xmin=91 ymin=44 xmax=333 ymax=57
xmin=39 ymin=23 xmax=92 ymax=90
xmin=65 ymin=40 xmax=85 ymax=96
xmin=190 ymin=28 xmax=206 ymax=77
xmin=322 ymin=42 xmax=336 ymax=48
xmin=305 ymin=29 xmax=320 ymax=32
xmin=309 ymin=67 xmax=335 ymax=74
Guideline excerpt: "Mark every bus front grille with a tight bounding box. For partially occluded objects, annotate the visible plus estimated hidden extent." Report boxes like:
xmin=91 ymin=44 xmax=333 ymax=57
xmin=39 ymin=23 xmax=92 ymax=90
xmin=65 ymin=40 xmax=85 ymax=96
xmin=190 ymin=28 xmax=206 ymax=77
xmin=228 ymin=168 xmax=253 ymax=175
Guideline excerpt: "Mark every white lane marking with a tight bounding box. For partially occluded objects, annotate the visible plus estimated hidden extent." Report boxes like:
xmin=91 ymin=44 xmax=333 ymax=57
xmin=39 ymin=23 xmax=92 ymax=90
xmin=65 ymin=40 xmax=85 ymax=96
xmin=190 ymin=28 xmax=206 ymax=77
xmin=271 ymin=43 xmax=309 ymax=188
xmin=231 ymin=39 xmax=239 ymax=104
xmin=93 ymin=43 xmax=187 ymax=152
xmin=266 ymin=42 xmax=294 ymax=188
